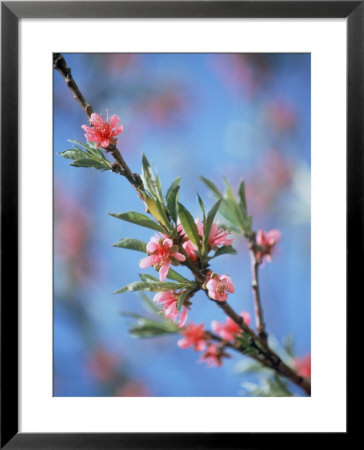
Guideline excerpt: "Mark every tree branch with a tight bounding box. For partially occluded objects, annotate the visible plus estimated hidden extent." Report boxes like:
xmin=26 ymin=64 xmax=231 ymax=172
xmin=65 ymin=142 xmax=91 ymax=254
xmin=54 ymin=53 xmax=310 ymax=397
xmin=212 ymin=296 xmax=310 ymax=395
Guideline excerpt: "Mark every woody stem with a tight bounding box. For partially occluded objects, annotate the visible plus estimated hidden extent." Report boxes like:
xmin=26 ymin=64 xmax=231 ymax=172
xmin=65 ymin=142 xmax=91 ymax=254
xmin=248 ymin=234 xmax=267 ymax=341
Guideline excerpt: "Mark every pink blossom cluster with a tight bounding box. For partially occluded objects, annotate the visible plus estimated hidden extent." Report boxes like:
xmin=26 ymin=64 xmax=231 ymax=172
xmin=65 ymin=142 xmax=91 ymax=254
xmin=177 ymin=323 xmax=229 ymax=367
xmin=177 ymin=312 xmax=249 ymax=367
xmin=82 ymin=112 xmax=123 ymax=148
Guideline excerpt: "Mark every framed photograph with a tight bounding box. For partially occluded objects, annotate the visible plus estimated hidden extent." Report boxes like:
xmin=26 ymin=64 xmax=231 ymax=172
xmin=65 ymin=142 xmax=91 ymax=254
xmin=1 ymin=1 xmax=356 ymax=447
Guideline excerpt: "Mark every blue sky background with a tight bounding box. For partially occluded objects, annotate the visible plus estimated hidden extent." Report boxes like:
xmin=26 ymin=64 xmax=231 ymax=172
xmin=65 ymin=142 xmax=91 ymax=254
xmin=54 ymin=53 xmax=310 ymax=397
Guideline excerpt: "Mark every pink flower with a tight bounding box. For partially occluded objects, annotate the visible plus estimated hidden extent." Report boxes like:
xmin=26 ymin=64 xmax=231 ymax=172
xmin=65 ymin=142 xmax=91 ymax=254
xmin=177 ymin=323 xmax=208 ymax=351
xmin=182 ymin=239 xmax=198 ymax=261
xmin=205 ymin=272 xmax=235 ymax=302
xmin=153 ymin=291 xmax=188 ymax=328
xmin=174 ymin=224 xmax=199 ymax=261
xmin=196 ymin=219 xmax=233 ymax=249
xmin=256 ymin=229 xmax=281 ymax=263
xmin=295 ymin=354 xmax=311 ymax=379
xmin=81 ymin=112 xmax=123 ymax=148
xmin=139 ymin=235 xmax=186 ymax=281
xmin=211 ymin=311 xmax=251 ymax=341
xmin=200 ymin=343 xmax=231 ymax=367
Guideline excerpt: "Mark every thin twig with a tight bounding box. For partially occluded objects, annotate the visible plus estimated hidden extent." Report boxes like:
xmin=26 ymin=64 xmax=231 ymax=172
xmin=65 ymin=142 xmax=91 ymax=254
xmin=248 ymin=234 xmax=267 ymax=341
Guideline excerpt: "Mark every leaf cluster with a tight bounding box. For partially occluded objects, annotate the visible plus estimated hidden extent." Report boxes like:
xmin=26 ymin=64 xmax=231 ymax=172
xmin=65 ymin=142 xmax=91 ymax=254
xmin=58 ymin=140 xmax=112 ymax=171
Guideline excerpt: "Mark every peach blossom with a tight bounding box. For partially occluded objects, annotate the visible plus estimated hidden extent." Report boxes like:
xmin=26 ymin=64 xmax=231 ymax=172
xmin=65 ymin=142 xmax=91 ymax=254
xmin=196 ymin=218 xmax=233 ymax=249
xmin=153 ymin=291 xmax=188 ymax=328
xmin=256 ymin=229 xmax=281 ymax=263
xmin=212 ymin=311 xmax=251 ymax=341
xmin=177 ymin=323 xmax=208 ymax=351
xmin=139 ymin=235 xmax=185 ymax=281
xmin=200 ymin=343 xmax=231 ymax=367
xmin=205 ymin=272 xmax=235 ymax=302
xmin=81 ymin=111 xmax=123 ymax=148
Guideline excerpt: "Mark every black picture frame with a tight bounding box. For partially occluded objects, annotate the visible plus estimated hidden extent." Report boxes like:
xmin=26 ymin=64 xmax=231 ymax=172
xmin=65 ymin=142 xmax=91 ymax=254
xmin=1 ymin=1 xmax=356 ymax=448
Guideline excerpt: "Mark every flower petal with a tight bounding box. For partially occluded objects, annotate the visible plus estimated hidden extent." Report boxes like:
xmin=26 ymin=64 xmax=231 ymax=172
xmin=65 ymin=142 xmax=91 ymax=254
xmin=139 ymin=255 xmax=156 ymax=269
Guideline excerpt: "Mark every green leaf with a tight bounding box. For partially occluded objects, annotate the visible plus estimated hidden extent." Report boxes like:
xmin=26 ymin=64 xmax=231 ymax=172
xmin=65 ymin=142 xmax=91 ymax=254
xmin=58 ymin=149 xmax=86 ymax=160
xmin=66 ymin=140 xmax=110 ymax=162
xmin=178 ymin=203 xmax=201 ymax=250
xmin=129 ymin=318 xmax=179 ymax=338
xmin=113 ymin=280 xmax=192 ymax=295
xmin=219 ymin=201 xmax=242 ymax=228
xmin=236 ymin=333 xmax=259 ymax=356
xmin=166 ymin=177 xmax=181 ymax=199
xmin=112 ymin=238 xmax=147 ymax=253
xmin=210 ymin=245 xmax=237 ymax=259
xmin=122 ymin=313 xmax=179 ymax=338
xmin=59 ymin=140 xmax=112 ymax=171
xmin=200 ymin=176 xmax=245 ymax=229
xmin=176 ymin=289 xmax=193 ymax=311
xmin=200 ymin=176 xmax=223 ymax=198
xmin=141 ymin=155 xmax=171 ymax=230
xmin=166 ymin=267 xmax=190 ymax=283
xmin=155 ymin=172 xmax=164 ymax=203
xmin=238 ymin=179 xmax=247 ymax=213
xmin=67 ymin=139 xmax=88 ymax=149
xmin=197 ymin=193 xmax=206 ymax=220
xmin=141 ymin=153 xmax=157 ymax=195
xmin=138 ymin=273 xmax=160 ymax=282
xmin=70 ymin=158 xmax=110 ymax=170
xmin=109 ymin=211 xmax=165 ymax=233
xmin=203 ymin=199 xmax=222 ymax=254
xmin=166 ymin=185 xmax=180 ymax=223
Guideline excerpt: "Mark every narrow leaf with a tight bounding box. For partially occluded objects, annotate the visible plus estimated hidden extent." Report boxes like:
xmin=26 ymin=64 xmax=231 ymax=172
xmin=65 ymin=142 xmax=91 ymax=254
xmin=178 ymin=203 xmax=201 ymax=250
xmin=203 ymin=199 xmax=222 ymax=254
xmin=166 ymin=185 xmax=180 ymax=223
xmin=223 ymin=177 xmax=245 ymax=224
xmin=177 ymin=289 xmax=192 ymax=311
xmin=129 ymin=319 xmax=179 ymax=338
xmin=166 ymin=267 xmax=190 ymax=283
xmin=58 ymin=149 xmax=85 ymax=160
xmin=70 ymin=158 xmax=111 ymax=170
xmin=166 ymin=177 xmax=181 ymax=199
xmin=141 ymin=153 xmax=156 ymax=195
xmin=113 ymin=238 xmax=147 ymax=253
xmin=200 ymin=176 xmax=223 ymax=198
xmin=144 ymin=195 xmax=170 ymax=229
xmin=197 ymin=193 xmax=206 ymax=221
xmin=109 ymin=211 xmax=165 ymax=233
xmin=210 ymin=245 xmax=237 ymax=259
xmin=138 ymin=273 xmax=160 ymax=282
xmin=238 ymin=179 xmax=248 ymax=213
xmin=113 ymin=281 xmax=190 ymax=295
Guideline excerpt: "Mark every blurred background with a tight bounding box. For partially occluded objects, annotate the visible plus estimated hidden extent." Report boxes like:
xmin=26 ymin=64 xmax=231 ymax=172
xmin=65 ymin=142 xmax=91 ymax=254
xmin=54 ymin=53 xmax=310 ymax=397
